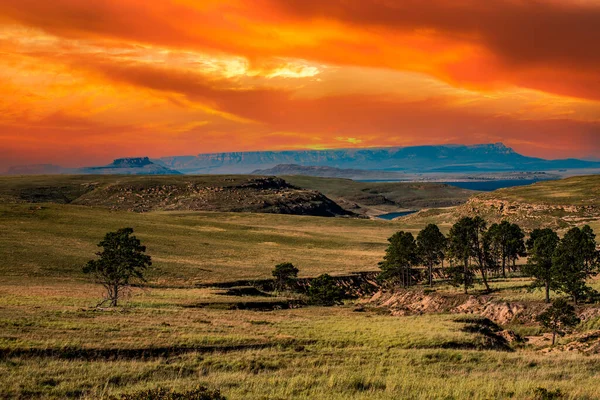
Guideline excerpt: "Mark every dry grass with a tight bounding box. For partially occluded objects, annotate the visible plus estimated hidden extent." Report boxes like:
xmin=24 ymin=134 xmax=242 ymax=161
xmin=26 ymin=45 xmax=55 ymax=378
xmin=2 ymin=278 xmax=600 ymax=399
xmin=0 ymin=203 xmax=416 ymax=284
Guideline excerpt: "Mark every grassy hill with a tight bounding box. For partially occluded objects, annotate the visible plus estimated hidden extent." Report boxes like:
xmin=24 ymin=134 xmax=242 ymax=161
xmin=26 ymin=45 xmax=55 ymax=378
xmin=282 ymin=176 xmax=475 ymax=215
xmin=0 ymin=203 xmax=422 ymax=285
xmin=408 ymin=175 xmax=600 ymax=231
xmin=0 ymin=175 xmax=351 ymax=217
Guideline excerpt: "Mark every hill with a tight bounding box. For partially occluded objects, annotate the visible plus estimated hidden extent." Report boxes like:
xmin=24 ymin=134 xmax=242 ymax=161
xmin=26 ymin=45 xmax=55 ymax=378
xmin=281 ymin=176 xmax=475 ymax=215
xmin=0 ymin=203 xmax=404 ymax=283
xmin=408 ymin=175 xmax=600 ymax=230
xmin=155 ymin=143 xmax=600 ymax=174
xmin=0 ymin=175 xmax=353 ymax=217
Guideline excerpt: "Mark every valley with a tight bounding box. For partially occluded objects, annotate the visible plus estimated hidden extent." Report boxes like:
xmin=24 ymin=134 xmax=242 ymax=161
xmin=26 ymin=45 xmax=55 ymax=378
xmin=2 ymin=174 xmax=600 ymax=399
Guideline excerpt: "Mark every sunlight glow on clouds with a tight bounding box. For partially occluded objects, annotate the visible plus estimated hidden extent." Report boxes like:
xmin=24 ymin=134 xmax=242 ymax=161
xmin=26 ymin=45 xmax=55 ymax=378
xmin=0 ymin=0 xmax=599 ymax=168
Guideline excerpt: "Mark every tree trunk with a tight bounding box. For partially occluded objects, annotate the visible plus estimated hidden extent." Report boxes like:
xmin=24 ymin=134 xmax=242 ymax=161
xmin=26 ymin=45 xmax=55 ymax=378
xmin=464 ymin=258 xmax=469 ymax=294
xmin=545 ymin=281 xmax=550 ymax=304
xmin=502 ymin=257 xmax=506 ymax=279
xmin=481 ymin=269 xmax=490 ymax=292
xmin=112 ymin=284 xmax=119 ymax=307
xmin=552 ymin=330 xmax=556 ymax=346
xmin=429 ymin=263 xmax=433 ymax=286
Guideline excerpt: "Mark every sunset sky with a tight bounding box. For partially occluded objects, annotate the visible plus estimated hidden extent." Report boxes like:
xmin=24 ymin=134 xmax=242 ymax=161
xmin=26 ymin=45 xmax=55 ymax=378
xmin=1 ymin=0 xmax=599 ymax=169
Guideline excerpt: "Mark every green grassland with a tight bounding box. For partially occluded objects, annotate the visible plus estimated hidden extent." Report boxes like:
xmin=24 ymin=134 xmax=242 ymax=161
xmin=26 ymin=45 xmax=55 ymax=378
xmin=2 ymin=175 xmax=600 ymax=399
xmin=0 ymin=203 xmax=427 ymax=284
xmin=476 ymin=175 xmax=600 ymax=206
xmin=2 ymin=279 xmax=600 ymax=400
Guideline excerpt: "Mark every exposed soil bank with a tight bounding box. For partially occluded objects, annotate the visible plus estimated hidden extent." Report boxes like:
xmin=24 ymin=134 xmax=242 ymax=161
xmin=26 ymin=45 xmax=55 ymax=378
xmin=365 ymin=289 xmax=600 ymax=325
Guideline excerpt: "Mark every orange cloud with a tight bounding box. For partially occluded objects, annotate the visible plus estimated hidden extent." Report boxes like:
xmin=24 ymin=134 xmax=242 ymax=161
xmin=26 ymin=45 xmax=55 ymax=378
xmin=0 ymin=1 xmax=599 ymax=168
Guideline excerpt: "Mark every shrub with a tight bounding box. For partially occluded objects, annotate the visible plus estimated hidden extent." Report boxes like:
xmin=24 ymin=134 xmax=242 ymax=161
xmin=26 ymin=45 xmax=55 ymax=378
xmin=111 ymin=386 xmax=226 ymax=400
xmin=307 ymin=274 xmax=345 ymax=306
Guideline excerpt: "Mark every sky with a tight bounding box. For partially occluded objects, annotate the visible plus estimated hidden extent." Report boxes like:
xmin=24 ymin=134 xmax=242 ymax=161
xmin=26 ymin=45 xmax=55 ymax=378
xmin=1 ymin=0 xmax=599 ymax=169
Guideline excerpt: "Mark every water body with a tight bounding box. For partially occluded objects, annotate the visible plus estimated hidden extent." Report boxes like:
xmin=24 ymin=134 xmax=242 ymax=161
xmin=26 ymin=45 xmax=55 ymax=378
xmin=376 ymin=211 xmax=418 ymax=220
xmin=441 ymin=179 xmax=549 ymax=191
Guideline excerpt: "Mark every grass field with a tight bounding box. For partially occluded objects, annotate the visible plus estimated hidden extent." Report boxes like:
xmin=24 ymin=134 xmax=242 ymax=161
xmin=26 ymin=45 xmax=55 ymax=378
xmin=476 ymin=175 xmax=600 ymax=206
xmin=2 ymin=278 xmax=599 ymax=400
xmin=3 ymin=175 xmax=600 ymax=399
xmin=0 ymin=203 xmax=430 ymax=284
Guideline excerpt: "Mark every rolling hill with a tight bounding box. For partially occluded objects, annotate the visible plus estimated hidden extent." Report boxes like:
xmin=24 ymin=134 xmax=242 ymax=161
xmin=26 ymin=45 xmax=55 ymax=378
xmin=408 ymin=175 xmax=600 ymax=230
xmin=282 ymin=176 xmax=475 ymax=215
xmin=0 ymin=175 xmax=353 ymax=217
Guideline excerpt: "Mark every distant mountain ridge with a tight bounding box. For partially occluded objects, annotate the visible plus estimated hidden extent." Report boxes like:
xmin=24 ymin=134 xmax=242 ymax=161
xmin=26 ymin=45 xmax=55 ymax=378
xmin=4 ymin=157 xmax=181 ymax=176
xmin=155 ymin=143 xmax=600 ymax=174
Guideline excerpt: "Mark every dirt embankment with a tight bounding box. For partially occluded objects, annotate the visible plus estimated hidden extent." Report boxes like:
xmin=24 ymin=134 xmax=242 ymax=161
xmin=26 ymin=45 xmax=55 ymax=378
xmin=366 ymin=289 xmax=600 ymax=325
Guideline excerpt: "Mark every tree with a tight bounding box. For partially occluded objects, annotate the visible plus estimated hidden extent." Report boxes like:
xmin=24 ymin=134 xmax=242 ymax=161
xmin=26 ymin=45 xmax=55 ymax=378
xmin=447 ymin=217 xmax=476 ymax=294
xmin=487 ymin=221 xmax=525 ymax=278
xmin=522 ymin=228 xmax=559 ymax=303
xmin=379 ymin=231 xmax=419 ymax=287
xmin=536 ymin=298 xmax=580 ymax=346
xmin=416 ymin=224 xmax=447 ymax=286
xmin=83 ymin=228 xmax=152 ymax=307
xmin=470 ymin=216 xmax=492 ymax=292
xmin=307 ymin=274 xmax=345 ymax=306
xmin=581 ymin=225 xmax=600 ymax=273
xmin=447 ymin=217 xmax=493 ymax=293
xmin=552 ymin=226 xmax=599 ymax=304
xmin=272 ymin=262 xmax=299 ymax=291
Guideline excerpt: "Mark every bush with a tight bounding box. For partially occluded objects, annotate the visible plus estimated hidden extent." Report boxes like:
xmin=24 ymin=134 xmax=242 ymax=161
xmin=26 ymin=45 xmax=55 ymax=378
xmin=307 ymin=274 xmax=345 ymax=306
xmin=533 ymin=387 xmax=563 ymax=400
xmin=111 ymin=386 xmax=226 ymax=400
xmin=272 ymin=262 xmax=299 ymax=291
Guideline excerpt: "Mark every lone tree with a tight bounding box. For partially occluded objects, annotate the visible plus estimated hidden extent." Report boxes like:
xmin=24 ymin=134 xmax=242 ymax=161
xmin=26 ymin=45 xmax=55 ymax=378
xmin=416 ymin=224 xmax=447 ymax=286
xmin=552 ymin=226 xmax=599 ymax=304
xmin=307 ymin=274 xmax=345 ymax=306
xmin=522 ymin=228 xmax=559 ymax=303
xmin=272 ymin=262 xmax=299 ymax=291
xmin=487 ymin=221 xmax=525 ymax=278
xmin=536 ymin=298 xmax=580 ymax=346
xmin=379 ymin=231 xmax=419 ymax=287
xmin=83 ymin=228 xmax=152 ymax=307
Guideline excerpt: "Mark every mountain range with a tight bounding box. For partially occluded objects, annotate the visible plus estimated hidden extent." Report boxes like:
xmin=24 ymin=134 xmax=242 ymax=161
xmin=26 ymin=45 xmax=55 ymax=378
xmin=4 ymin=157 xmax=180 ymax=176
xmin=4 ymin=143 xmax=600 ymax=176
xmin=155 ymin=143 xmax=600 ymax=174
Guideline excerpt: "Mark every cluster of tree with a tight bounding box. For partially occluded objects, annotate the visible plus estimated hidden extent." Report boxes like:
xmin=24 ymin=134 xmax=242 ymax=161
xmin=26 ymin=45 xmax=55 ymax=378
xmin=379 ymin=218 xmax=526 ymax=293
xmin=379 ymin=218 xmax=600 ymax=301
xmin=524 ymin=226 xmax=599 ymax=303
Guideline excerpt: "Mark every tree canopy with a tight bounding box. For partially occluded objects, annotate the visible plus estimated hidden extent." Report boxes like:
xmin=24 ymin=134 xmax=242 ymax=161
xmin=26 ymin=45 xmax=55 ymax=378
xmin=379 ymin=231 xmax=419 ymax=287
xmin=83 ymin=228 xmax=152 ymax=307
xmin=417 ymin=224 xmax=447 ymax=286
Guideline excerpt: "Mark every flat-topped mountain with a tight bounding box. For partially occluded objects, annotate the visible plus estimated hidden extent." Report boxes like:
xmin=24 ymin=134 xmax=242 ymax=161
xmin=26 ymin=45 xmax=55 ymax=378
xmin=80 ymin=157 xmax=181 ymax=175
xmin=0 ymin=175 xmax=353 ymax=217
xmin=155 ymin=143 xmax=600 ymax=174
